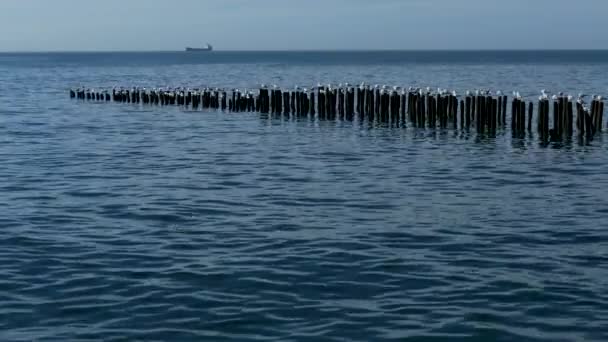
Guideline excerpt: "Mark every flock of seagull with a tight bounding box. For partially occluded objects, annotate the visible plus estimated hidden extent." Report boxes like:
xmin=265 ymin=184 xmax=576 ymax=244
xmin=70 ymin=84 xmax=603 ymax=114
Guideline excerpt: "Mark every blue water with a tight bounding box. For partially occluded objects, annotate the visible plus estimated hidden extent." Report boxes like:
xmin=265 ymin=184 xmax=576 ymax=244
xmin=1 ymin=51 xmax=608 ymax=341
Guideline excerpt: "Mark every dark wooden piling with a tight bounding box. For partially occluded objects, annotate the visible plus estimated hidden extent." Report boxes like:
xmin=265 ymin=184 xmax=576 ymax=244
xmin=600 ymin=100 xmax=605 ymax=131
xmin=519 ymin=100 xmax=526 ymax=133
xmin=497 ymin=96 xmax=502 ymax=127
xmin=414 ymin=93 xmax=420 ymax=127
xmin=236 ymin=91 xmax=242 ymax=112
xmin=543 ymin=100 xmax=550 ymax=139
xmin=459 ymin=99 xmax=464 ymax=130
xmin=566 ymin=99 xmax=573 ymax=137
xmin=270 ymin=89 xmax=276 ymax=113
xmin=407 ymin=92 xmax=414 ymax=126
xmin=576 ymin=101 xmax=584 ymax=136
xmin=590 ymin=99 xmax=597 ymax=132
xmin=487 ymin=96 xmax=494 ymax=133
xmin=310 ymin=91 xmax=316 ymax=117
xmin=472 ymin=94 xmax=477 ymax=122
xmin=356 ymin=87 xmax=362 ymax=115
xmin=326 ymin=89 xmax=332 ymax=119
xmin=379 ymin=91 xmax=385 ymax=122
xmin=397 ymin=91 xmax=402 ymax=125
xmin=283 ymin=91 xmax=290 ymax=115
xmin=527 ymin=102 xmax=533 ymax=131
xmin=451 ymin=96 xmax=458 ymax=128
xmin=489 ymin=98 xmax=497 ymax=133
xmin=338 ymin=89 xmax=344 ymax=119
xmin=303 ymin=91 xmax=309 ymax=116
xmin=465 ymin=96 xmax=471 ymax=129
xmin=552 ymin=100 xmax=559 ymax=135
xmin=512 ymin=98 xmax=519 ymax=133
xmin=382 ymin=91 xmax=390 ymax=123
xmin=318 ymin=90 xmax=325 ymax=120
xmin=275 ymin=89 xmax=281 ymax=114
xmin=447 ymin=95 xmax=452 ymax=129
xmin=373 ymin=88 xmax=379 ymax=119
xmin=295 ymin=90 xmax=301 ymax=117
xmin=592 ymin=98 xmax=602 ymax=133
xmin=400 ymin=92 xmax=406 ymax=126
xmin=301 ymin=90 xmax=306 ymax=116
xmin=586 ymin=107 xmax=594 ymax=137
xmin=429 ymin=94 xmax=436 ymax=128
xmin=537 ymin=99 xmax=543 ymax=136
xmin=477 ymin=96 xmax=485 ymax=133
xmin=347 ymin=88 xmax=355 ymax=121
xmin=502 ymin=95 xmax=507 ymax=125
xmin=559 ymin=97 xmax=566 ymax=137
xmin=539 ymin=99 xmax=545 ymax=139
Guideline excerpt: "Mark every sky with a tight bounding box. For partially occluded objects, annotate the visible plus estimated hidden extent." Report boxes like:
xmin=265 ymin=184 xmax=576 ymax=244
xmin=0 ymin=0 xmax=606 ymax=52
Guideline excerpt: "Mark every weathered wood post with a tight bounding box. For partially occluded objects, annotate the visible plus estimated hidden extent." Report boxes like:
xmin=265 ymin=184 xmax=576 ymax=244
xmin=527 ymin=101 xmax=533 ymax=132
xmin=310 ymin=89 xmax=316 ymax=118
xmin=600 ymin=98 xmax=605 ymax=131
xmin=565 ymin=98 xmax=573 ymax=137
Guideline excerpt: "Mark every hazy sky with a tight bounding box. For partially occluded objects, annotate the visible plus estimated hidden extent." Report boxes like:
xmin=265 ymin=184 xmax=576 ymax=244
xmin=0 ymin=0 xmax=606 ymax=51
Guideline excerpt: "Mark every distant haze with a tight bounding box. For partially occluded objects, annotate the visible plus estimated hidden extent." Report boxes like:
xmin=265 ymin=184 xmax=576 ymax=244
xmin=0 ymin=0 xmax=606 ymax=52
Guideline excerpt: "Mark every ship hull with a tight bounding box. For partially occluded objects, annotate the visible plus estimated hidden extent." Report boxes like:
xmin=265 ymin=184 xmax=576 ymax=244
xmin=185 ymin=47 xmax=212 ymax=52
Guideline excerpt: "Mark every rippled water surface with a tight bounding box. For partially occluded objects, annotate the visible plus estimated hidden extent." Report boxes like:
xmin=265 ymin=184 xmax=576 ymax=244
xmin=1 ymin=51 xmax=608 ymax=341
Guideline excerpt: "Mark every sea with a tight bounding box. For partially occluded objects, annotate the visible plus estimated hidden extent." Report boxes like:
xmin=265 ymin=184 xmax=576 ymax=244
xmin=1 ymin=50 xmax=608 ymax=341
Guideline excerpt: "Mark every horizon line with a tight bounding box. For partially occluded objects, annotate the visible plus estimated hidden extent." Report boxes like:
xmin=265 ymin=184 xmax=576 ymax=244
xmin=1 ymin=48 xmax=608 ymax=54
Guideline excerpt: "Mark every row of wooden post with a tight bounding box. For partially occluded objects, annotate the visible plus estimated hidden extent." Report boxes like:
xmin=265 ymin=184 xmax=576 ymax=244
xmin=71 ymin=87 xmax=604 ymax=140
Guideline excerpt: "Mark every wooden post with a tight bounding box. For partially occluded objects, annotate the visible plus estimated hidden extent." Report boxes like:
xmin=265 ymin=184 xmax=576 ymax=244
xmin=566 ymin=99 xmax=573 ymax=137
xmin=600 ymin=100 xmax=605 ymax=131
xmin=452 ymin=96 xmax=458 ymax=128
xmin=478 ymin=96 xmax=485 ymax=133
xmin=553 ymin=100 xmax=559 ymax=133
xmin=576 ymin=102 xmax=583 ymax=136
xmin=490 ymin=98 xmax=497 ymax=133
xmin=527 ymin=101 xmax=533 ymax=131
xmin=310 ymin=90 xmax=316 ymax=117
xmin=519 ymin=100 xmax=526 ymax=133
xmin=417 ymin=94 xmax=424 ymax=127
xmin=459 ymin=99 xmax=465 ymax=130
xmin=537 ymin=99 xmax=544 ymax=138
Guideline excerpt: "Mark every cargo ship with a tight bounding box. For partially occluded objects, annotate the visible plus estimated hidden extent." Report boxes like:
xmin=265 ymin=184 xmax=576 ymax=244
xmin=185 ymin=43 xmax=213 ymax=52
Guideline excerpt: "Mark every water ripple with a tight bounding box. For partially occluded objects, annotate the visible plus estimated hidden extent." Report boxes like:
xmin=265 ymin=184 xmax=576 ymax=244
xmin=1 ymin=53 xmax=608 ymax=341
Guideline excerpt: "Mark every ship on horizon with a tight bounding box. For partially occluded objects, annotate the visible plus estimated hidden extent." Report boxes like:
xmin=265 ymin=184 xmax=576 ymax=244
xmin=185 ymin=43 xmax=213 ymax=52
